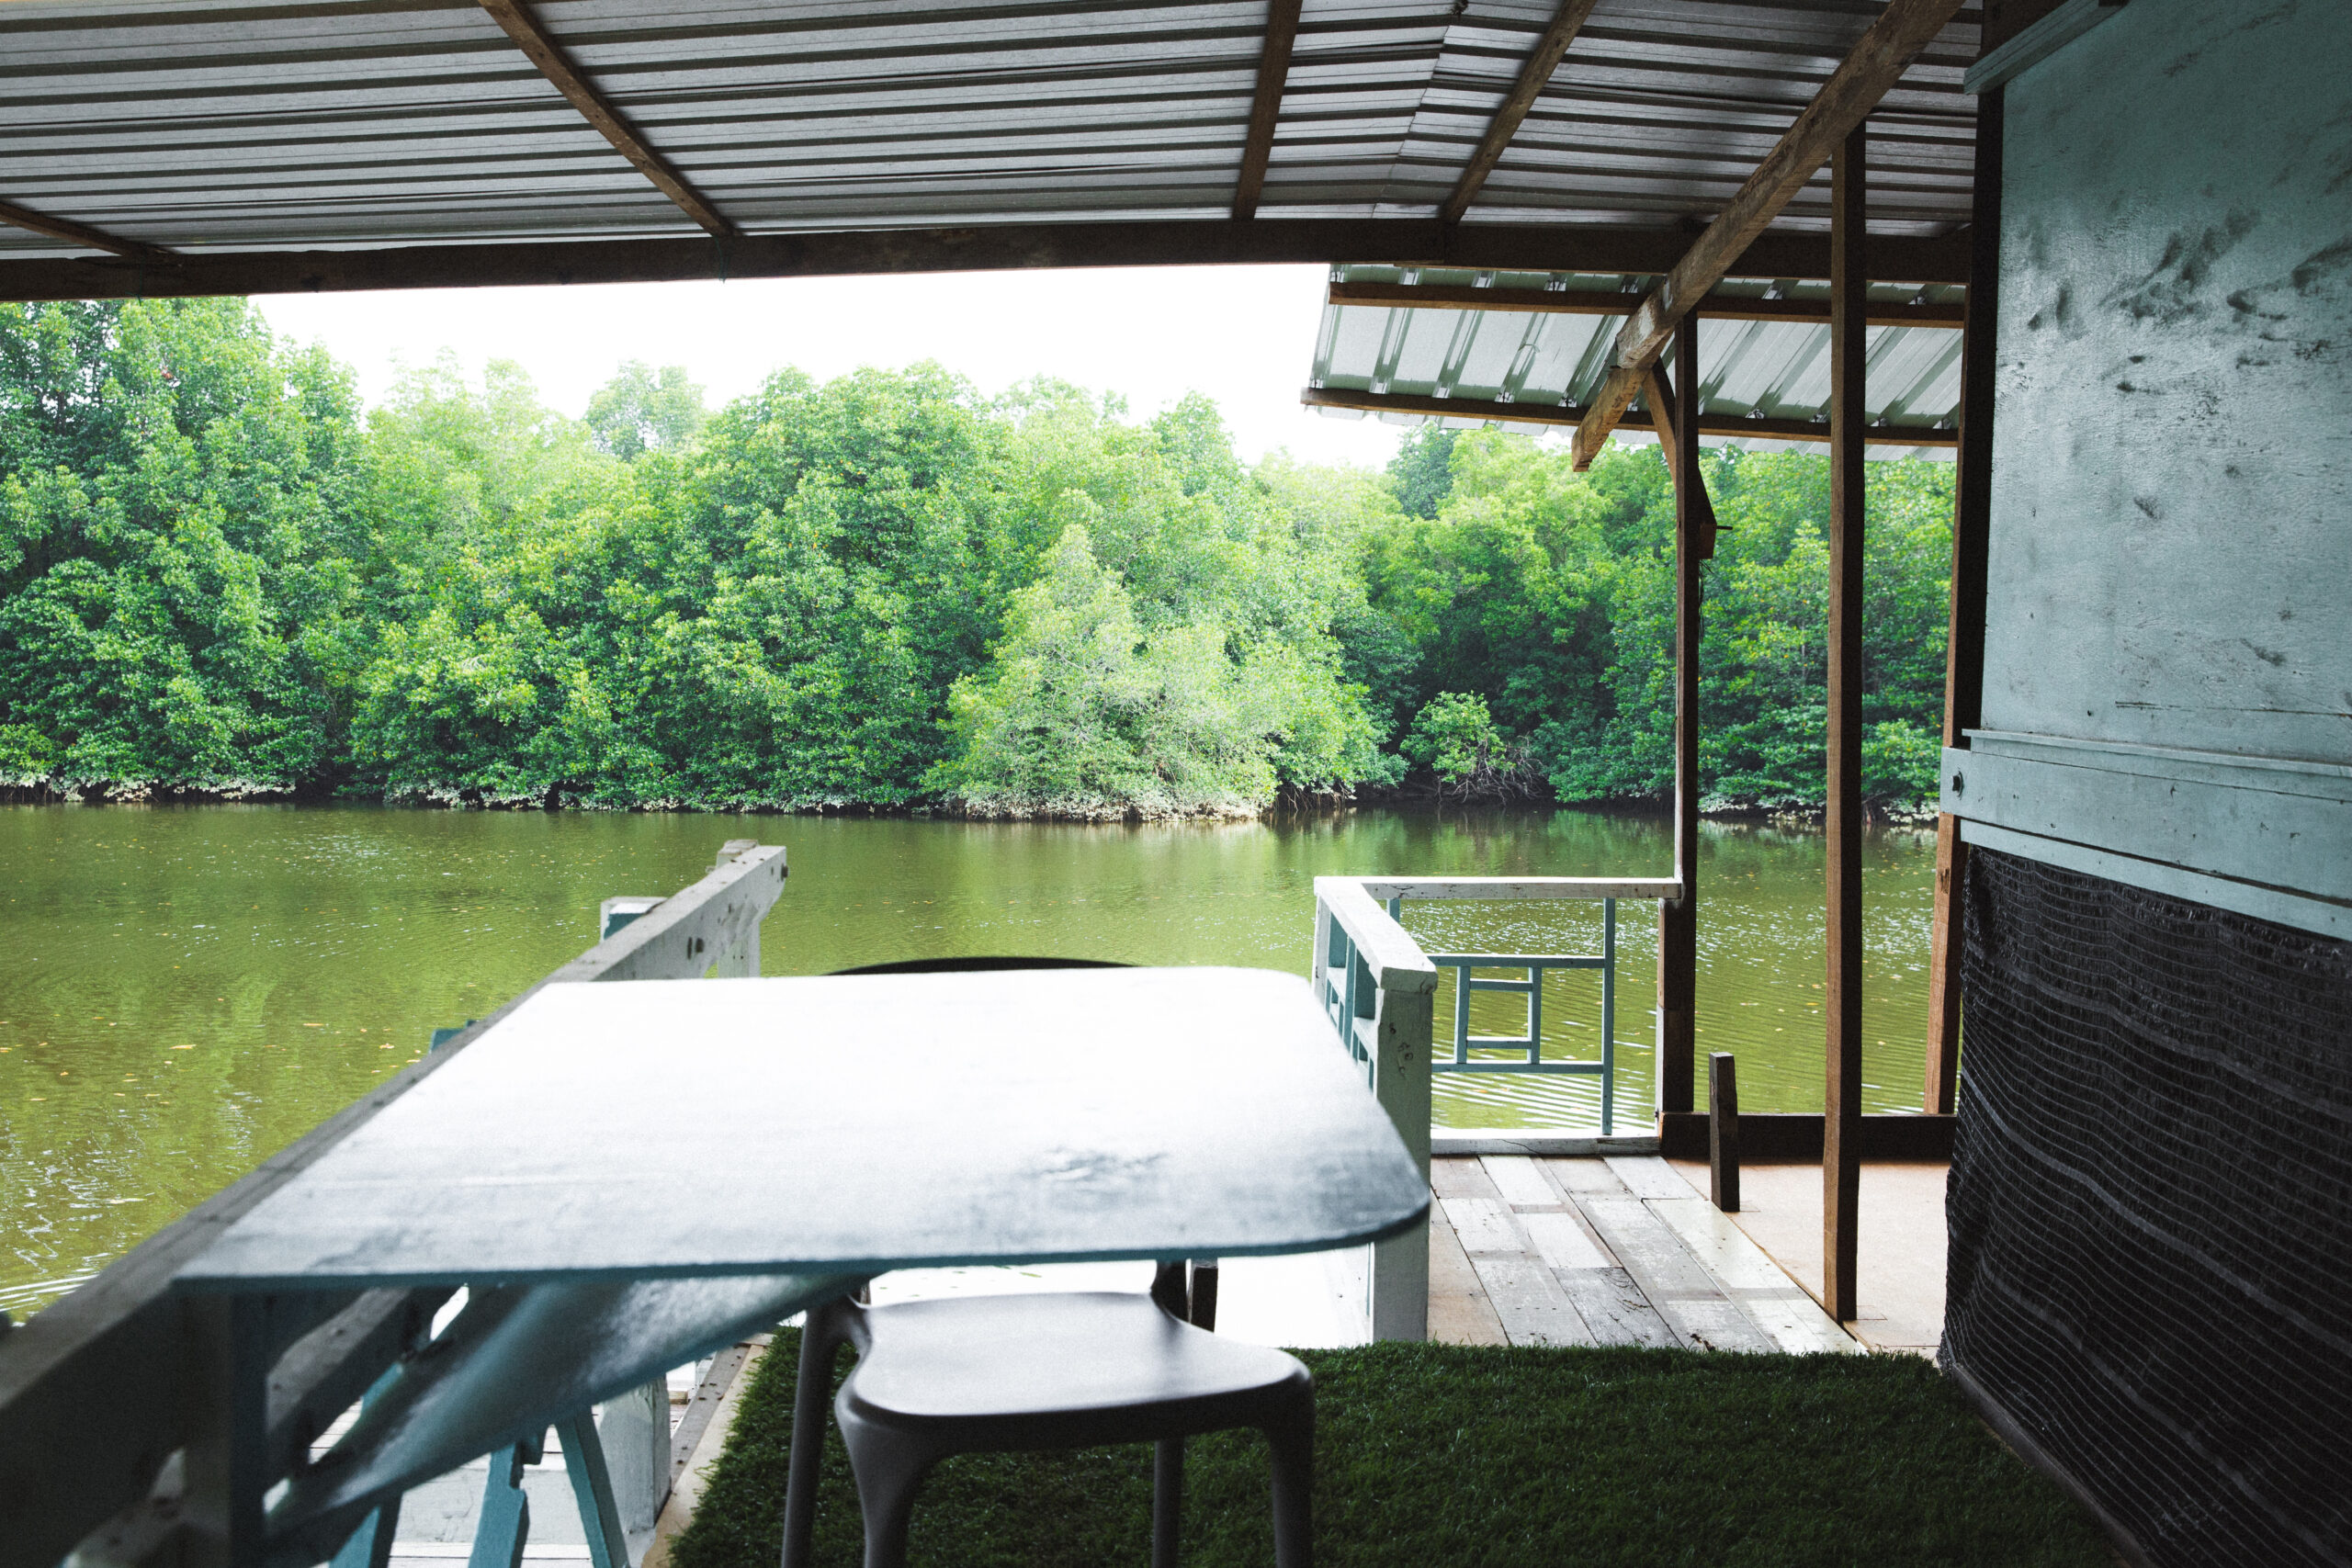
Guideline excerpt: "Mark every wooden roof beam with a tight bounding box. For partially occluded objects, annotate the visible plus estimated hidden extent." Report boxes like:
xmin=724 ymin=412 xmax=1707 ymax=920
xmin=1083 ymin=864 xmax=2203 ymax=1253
xmin=0 ymin=221 xmax=1971 ymax=304
xmin=1440 ymin=0 xmax=1603 ymax=225
xmin=1328 ymin=278 xmax=1963 ymax=327
xmin=476 ymin=0 xmax=734 ymax=239
xmin=1567 ymin=0 xmax=1966 ymax=468
xmin=1300 ymin=385 xmax=1957 ymax=448
xmin=1232 ymin=0 xmax=1305 ymax=220
xmin=0 ymin=198 xmax=175 ymax=265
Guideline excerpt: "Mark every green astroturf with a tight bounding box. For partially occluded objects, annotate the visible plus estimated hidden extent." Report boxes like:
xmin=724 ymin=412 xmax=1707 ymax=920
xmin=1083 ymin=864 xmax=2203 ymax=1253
xmin=666 ymin=1331 xmax=2114 ymax=1568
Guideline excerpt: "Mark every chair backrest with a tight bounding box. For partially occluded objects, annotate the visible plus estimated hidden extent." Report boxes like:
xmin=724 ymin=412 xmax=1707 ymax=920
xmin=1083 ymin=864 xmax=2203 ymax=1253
xmin=827 ymin=956 xmax=1129 ymax=976
xmin=823 ymin=954 xmax=1213 ymax=1322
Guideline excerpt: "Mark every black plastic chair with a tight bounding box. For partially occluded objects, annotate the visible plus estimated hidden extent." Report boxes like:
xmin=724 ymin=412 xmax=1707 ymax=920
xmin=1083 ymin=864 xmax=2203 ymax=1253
xmin=783 ymin=958 xmax=1315 ymax=1568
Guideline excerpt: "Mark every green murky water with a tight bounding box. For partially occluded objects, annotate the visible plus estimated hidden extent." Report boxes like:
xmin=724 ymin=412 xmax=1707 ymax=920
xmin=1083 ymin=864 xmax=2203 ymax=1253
xmin=0 ymin=806 xmax=1937 ymax=1314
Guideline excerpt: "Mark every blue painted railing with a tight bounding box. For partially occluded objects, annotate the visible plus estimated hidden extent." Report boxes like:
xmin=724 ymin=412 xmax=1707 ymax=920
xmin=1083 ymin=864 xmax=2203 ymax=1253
xmin=1408 ymin=895 xmax=1621 ymax=1133
xmin=1316 ymin=877 xmax=1678 ymax=1142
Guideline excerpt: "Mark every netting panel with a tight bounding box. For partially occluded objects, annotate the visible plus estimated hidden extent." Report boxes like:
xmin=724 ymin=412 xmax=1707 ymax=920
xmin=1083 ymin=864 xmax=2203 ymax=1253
xmin=1945 ymin=849 xmax=2352 ymax=1568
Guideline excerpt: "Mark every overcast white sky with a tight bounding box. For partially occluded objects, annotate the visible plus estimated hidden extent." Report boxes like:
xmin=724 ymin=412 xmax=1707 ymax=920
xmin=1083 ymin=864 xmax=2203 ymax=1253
xmin=254 ymin=263 xmax=1414 ymax=470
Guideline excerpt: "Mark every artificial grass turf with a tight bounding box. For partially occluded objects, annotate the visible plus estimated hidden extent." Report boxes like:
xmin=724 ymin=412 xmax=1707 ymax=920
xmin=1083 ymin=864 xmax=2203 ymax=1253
xmin=667 ymin=1330 xmax=2114 ymax=1568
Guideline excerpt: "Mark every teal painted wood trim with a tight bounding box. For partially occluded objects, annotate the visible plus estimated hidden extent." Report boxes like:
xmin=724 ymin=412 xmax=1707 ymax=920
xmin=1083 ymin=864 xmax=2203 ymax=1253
xmin=1963 ymin=0 xmax=2128 ymax=95
xmin=1957 ymin=819 xmax=2351 ymax=941
xmin=1966 ymin=731 xmax=2352 ymax=801
xmin=555 ymin=1414 xmax=629 ymax=1568
xmin=466 ymin=1436 xmax=539 ymax=1568
xmin=1939 ymin=745 xmax=2351 ymax=905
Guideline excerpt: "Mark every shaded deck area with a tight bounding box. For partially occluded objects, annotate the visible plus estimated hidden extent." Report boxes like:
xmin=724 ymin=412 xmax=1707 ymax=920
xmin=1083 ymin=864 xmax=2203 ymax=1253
xmin=1430 ymin=1155 xmax=1950 ymax=1358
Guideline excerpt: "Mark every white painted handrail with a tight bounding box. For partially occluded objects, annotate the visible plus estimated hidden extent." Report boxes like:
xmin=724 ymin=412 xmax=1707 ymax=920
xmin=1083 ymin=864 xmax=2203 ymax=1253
xmin=1352 ymin=874 xmax=1682 ymax=903
xmin=1308 ymin=872 xmax=1684 ymax=1346
xmin=0 ymin=842 xmax=791 ymax=1568
xmin=1313 ymin=878 xmax=1439 ymax=994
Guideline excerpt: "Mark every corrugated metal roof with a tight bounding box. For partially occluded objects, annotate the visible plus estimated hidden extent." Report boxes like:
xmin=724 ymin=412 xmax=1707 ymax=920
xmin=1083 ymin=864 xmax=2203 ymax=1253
xmin=1306 ymin=263 xmax=1964 ymax=458
xmin=0 ymin=0 xmax=1979 ymax=259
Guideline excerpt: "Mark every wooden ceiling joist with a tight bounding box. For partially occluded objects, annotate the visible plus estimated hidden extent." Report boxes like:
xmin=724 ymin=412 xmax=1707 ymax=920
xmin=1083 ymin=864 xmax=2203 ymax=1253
xmin=475 ymin=0 xmax=734 ymax=239
xmin=1328 ymin=279 xmax=1963 ymax=328
xmin=1567 ymin=0 xmax=1967 ymax=468
xmin=1440 ymin=0 xmax=1603 ymax=225
xmin=1232 ymin=0 xmax=1305 ymax=220
xmin=0 ymin=220 xmax=1972 ymax=305
xmin=1301 ymin=385 xmax=1958 ymax=448
xmin=0 ymin=198 xmax=175 ymax=265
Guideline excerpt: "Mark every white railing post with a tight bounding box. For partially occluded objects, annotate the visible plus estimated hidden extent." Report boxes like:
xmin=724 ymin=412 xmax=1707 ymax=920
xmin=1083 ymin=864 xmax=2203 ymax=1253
xmin=1312 ymin=879 xmax=1439 ymax=1342
xmin=1367 ymin=976 xmax=1433 ymax=1341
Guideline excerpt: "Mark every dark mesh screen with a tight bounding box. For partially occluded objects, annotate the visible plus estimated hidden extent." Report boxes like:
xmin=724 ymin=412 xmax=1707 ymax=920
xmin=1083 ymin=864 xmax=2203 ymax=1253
xmin=1945 ymin=848 xmax=2352 ymax=1568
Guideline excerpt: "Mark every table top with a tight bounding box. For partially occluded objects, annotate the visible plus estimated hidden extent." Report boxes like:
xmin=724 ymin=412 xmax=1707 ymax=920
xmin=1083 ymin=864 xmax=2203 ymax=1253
xmin=179 ymin=966 xmax=1427 ymax=1291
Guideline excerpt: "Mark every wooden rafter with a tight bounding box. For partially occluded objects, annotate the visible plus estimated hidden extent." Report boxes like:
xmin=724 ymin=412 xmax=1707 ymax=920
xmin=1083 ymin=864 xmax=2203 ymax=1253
xmin=1567 ymin=0 xmax=1966 ymax=468
xmin=0 ymin=197 xmax=175 ymax=265
xmin=475 ymin=0 xmax=734 ymax=239
xmin=1232 ymin=0 xmax=1305 ymax=220
xmin=1329 ymin=278 xmax=1963 ymax=327
xmin=0 ymin=220 xmax=1973 ymax=304
xmin=1299 ymin=385 xmax=1957 ymax=447
xmin=1440 ymin=0 xmax=1602 ymax=225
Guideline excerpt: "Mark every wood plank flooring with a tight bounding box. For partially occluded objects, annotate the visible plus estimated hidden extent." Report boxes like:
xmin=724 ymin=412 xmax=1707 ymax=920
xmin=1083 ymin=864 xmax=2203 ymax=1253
xmin=1427 ymin=1155 xmax=1859 ymax=1355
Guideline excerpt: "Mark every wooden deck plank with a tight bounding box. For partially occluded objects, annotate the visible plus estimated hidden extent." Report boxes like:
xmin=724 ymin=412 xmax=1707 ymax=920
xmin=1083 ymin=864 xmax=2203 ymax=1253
xmin=1430 ymin=1156 xmax=1503 ymax=1201
xmin=1439 ymin=1198 xmax=1522 ymax=1256
xmin=1480 ymin=1155 xmax=1562 ymax=1208
xmin=1427 ymin=1194 xmax=1510 ymax=1347
xmin=1521 ymin=1212 xmax=1611 ymax=1272
xmin=1527 ymin=1160 xmax=1626 ymax=1268
xmin=1547 ymin=1156 xmax=1634 ymax=1196
xmin=1602 ymin=1154 xmax=1698 ymax=1201
xmin=1576 ymin=1195 xmax=1778 ymax=1354
xmin=1552 ymin=1268 xmax=1682 ymax=1348
xmin=1468 ymin=1257 xmax=1597 ymax=1348
xmin=1645 ymin=1197 xmax=1859 ymax=1355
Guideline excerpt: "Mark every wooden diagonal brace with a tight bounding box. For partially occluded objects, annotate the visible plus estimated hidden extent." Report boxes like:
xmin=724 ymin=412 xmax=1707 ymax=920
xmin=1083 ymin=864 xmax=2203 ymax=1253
xmin=476 ymin=0 xmax=735 ymax=239
xmin=1568 ymin=0 xmax=1965 ymax=468
xmin=1643 ymin=364 xmax=1717 ymax=559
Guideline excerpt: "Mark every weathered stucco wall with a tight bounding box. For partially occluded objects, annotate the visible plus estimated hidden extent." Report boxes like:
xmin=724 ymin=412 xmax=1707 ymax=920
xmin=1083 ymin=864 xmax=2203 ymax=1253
xmin=1944 ymin=0 xmax=2351 ymax=931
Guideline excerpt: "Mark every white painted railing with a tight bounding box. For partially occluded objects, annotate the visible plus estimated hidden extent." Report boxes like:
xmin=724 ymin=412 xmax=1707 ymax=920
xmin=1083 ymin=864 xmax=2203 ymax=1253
xmin=1310 ymin=875 xmax=1680 ymax=1342
xmin=0 ymin=842 xmax=788 ymax=1568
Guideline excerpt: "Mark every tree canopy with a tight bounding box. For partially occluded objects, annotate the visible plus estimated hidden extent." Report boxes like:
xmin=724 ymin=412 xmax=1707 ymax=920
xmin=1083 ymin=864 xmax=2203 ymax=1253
xmin=0 ymin=299 xmax=1951 ymax=815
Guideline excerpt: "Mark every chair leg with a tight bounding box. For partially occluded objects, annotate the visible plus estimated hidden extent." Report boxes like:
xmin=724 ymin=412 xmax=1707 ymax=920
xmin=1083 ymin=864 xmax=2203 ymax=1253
xmin=783 ymin=1303 xmax=852 ymax=1568
xmin=1264 ymin=1404 xmax=1314 ymax=1568
xmin=834 ymin=1404 xmax=937 ymax=1568
xmin=1151 ymin=1437 xmax=1184 ymax=1568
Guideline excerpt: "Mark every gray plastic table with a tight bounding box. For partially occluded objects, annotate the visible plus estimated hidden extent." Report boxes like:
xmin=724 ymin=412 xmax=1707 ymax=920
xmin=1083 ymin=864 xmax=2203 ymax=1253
xmin=176 ymin=965 xmax=1427 ymax=1561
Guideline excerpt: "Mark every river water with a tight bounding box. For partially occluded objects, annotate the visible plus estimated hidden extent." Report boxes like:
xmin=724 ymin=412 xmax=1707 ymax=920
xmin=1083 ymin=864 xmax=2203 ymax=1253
xmin=0 ymin=804 xmax=1938 ymax=1315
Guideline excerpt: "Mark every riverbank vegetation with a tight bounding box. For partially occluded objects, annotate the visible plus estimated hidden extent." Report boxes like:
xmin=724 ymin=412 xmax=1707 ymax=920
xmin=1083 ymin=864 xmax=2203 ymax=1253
xmin=0 ymin=299 xmax=1952 ymax=818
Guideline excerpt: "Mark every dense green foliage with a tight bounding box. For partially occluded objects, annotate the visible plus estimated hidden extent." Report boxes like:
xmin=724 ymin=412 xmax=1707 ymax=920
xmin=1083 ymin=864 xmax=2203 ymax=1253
xmin=671 ymin=1330 xmax=2113 ymax=1568
xmin=0 ymin=299 xmax=1952 ymax=814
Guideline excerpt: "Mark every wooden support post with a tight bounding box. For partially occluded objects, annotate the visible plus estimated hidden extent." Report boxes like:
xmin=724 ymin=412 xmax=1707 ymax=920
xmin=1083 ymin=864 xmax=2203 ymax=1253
xmin=1823 ymin=125 xmax=1868 ymax=1325
xmin=1707 ymin=1053 xmax=1741 ymax=1213
xmin=1657 ymin=311 xmax=1704 ymax=1117
xmin=1925 ymin=86 xmax=2001 ymax=1116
